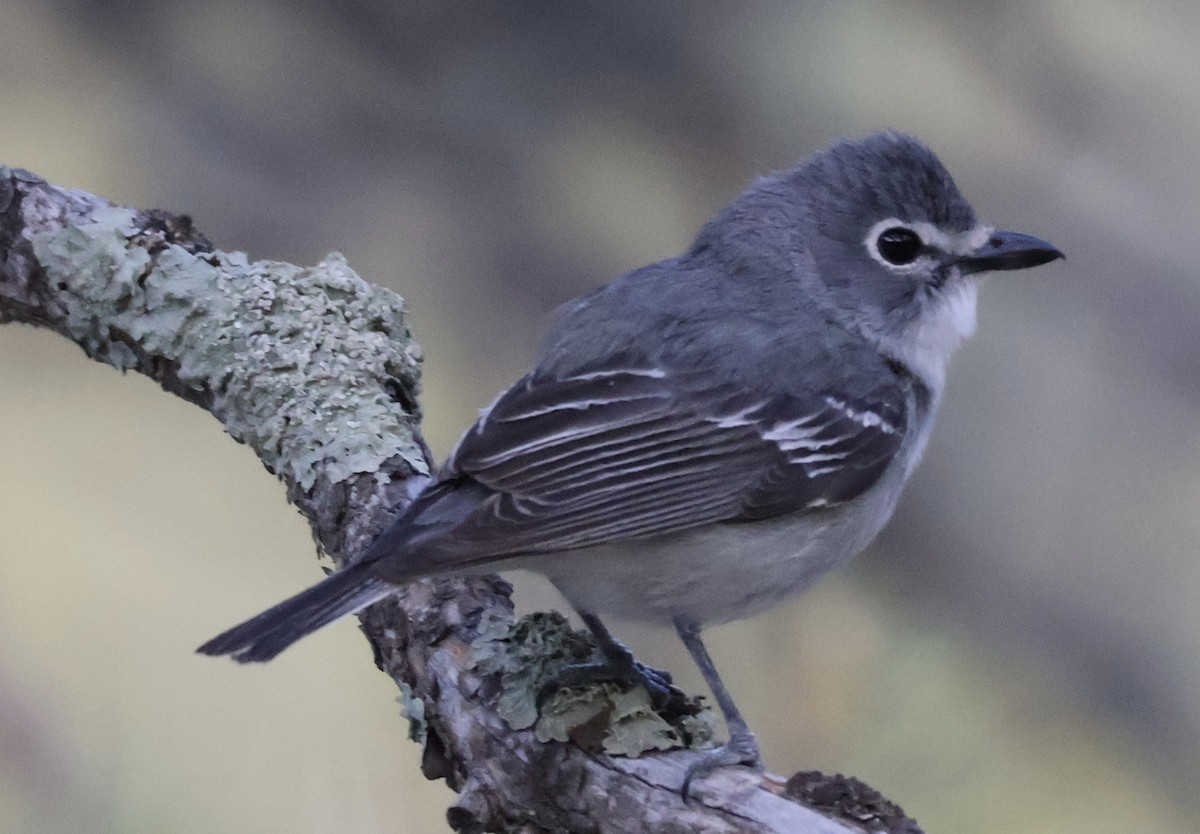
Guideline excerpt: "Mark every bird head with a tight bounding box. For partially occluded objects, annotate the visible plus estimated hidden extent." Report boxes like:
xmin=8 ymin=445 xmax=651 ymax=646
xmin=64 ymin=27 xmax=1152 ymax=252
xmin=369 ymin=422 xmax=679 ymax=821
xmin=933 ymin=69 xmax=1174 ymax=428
xmin=793 ymin=132 xmax=1063 ymax=389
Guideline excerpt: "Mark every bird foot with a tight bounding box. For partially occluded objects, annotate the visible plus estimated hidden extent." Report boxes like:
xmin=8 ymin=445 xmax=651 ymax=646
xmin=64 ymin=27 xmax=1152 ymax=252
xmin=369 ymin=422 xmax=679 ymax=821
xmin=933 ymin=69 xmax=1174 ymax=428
xmin=681 ymin=729 xmax=762 ymax=798
xmin=537 ymin=652 xmax=681 ymax=711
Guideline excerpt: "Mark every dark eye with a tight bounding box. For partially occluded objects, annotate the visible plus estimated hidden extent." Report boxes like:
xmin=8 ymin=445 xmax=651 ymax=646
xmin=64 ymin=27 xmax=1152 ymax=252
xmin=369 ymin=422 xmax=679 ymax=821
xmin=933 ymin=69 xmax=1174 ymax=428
xmin=876 ymin=227 xmax=923 ymax=265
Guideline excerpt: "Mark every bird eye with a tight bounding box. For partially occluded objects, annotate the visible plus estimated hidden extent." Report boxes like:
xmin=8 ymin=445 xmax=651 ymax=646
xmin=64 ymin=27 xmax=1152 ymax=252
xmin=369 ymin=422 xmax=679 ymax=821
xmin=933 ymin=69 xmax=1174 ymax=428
xmin=875 ymin=227 xmax=923 ymax=265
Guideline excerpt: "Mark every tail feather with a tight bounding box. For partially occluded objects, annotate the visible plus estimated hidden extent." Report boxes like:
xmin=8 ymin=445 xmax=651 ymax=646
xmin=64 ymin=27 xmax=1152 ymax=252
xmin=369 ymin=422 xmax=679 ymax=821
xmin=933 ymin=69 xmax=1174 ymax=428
xmin=197 ymin=563 xmax=393 ymax=663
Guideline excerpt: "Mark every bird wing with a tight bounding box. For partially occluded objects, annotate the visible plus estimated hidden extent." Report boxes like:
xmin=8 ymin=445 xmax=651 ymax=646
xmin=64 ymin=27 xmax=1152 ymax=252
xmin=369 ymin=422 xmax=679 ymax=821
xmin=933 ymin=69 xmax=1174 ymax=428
xmin=401 ymin=355 xmax=909 ymax=561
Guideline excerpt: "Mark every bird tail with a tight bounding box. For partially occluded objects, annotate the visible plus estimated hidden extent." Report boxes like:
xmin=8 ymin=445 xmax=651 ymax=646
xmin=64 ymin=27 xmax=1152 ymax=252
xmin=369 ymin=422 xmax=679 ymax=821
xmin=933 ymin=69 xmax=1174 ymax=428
xmin=196 ymin=562 xmax=393 ymax=663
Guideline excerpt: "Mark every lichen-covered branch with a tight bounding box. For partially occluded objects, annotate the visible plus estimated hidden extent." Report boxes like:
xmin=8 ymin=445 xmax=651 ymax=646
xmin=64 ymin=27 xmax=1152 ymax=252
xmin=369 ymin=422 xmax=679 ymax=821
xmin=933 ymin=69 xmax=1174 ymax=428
xmin=0 ymin=167 xmax=915 ymax=834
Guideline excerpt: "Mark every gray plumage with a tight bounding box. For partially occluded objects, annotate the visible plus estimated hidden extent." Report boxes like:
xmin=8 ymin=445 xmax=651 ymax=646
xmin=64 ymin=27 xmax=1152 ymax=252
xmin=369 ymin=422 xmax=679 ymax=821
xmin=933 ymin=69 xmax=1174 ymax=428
xmin=198 ymin=131 xmax=1061 ymax=783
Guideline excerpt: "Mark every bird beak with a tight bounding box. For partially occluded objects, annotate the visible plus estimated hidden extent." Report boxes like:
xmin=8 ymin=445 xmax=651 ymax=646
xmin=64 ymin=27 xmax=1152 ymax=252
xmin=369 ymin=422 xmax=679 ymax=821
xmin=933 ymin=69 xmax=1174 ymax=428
xmin=957 ymin=231 xmax=1064 ymax=275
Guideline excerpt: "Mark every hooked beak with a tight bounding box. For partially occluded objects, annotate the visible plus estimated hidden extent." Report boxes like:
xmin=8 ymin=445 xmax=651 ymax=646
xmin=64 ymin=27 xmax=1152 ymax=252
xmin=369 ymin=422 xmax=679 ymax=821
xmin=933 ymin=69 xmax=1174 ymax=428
xmin=957 ymin=230 xmax=1064 ymax=276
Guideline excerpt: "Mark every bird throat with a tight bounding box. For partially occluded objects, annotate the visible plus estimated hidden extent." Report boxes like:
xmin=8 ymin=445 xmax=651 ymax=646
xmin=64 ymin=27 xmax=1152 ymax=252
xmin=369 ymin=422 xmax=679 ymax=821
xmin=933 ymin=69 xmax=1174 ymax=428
xmin=885 ymin=278 xmax=979 ymax=393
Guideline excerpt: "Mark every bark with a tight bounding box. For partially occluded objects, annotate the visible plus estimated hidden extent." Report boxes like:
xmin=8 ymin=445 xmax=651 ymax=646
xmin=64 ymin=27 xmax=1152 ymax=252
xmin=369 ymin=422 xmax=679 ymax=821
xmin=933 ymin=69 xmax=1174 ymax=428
xmin=0 ymin=166 xmax=921 ymax=834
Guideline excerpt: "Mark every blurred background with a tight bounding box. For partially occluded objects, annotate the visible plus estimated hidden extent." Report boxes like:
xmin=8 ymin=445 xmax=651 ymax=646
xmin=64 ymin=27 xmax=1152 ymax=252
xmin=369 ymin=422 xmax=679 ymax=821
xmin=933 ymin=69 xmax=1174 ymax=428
xmin=0 ymin=2 xmax=1197 ymax=832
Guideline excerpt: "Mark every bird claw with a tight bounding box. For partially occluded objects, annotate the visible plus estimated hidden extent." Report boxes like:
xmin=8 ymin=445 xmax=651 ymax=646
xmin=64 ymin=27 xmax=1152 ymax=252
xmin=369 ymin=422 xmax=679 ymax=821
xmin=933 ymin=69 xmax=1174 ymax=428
xmin=537 ymin=655 xmax=680 ymax=711
xmin=629 ymin=660 xmax=677 ymax=707
xmin=681 ymin=730 xmax=762 ymax=798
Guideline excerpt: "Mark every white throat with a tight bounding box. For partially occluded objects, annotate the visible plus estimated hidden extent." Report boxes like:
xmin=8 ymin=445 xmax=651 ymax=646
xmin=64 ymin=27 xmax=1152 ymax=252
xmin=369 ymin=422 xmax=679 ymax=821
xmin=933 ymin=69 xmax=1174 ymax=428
xmin=884 ymin=279 xmax=978 ymax=393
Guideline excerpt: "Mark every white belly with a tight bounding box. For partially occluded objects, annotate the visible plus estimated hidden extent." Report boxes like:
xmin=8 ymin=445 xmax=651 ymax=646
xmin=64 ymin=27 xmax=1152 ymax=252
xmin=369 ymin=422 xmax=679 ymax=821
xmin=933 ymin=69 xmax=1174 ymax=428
xmin=520 ymin=469 xmax=905 ymax=626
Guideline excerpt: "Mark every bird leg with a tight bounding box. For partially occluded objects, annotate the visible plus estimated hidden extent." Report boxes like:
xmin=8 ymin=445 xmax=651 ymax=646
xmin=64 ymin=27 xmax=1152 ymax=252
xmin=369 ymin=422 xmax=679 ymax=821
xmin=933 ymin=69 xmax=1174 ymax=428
xmin=674 ymin=618 xmax=763 ymax=797
xmin=537 ymin=610 xmax=681 ymax=710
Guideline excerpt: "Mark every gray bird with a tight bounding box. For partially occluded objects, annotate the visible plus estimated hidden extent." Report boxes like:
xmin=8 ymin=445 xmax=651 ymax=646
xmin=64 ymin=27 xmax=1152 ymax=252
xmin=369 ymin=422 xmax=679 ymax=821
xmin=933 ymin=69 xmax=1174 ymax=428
xmin=199 ymin=131 xmax=1062 ymax=789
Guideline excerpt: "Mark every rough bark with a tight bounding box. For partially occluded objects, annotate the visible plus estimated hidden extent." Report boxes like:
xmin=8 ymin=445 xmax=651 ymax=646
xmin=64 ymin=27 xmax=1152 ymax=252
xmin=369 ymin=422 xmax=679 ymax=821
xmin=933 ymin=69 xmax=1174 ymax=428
xmin=0 ymin=167 xmax=922 ymax=834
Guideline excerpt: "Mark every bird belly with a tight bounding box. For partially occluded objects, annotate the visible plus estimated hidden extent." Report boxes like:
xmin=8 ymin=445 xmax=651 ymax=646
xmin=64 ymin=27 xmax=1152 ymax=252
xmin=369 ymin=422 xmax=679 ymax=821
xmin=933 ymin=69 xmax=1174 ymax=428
xmin=523 ymin=488 xmax=898 ymax=627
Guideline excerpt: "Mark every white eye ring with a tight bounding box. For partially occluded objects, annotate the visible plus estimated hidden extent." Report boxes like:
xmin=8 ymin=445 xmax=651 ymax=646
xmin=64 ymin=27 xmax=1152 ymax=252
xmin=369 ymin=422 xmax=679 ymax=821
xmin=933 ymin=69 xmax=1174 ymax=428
xmin=875 ymin=226 xmax=923 ymax=265
xmin=864 ymin=218 xmax=998 ymax=271
xmin=864 ymin=219 xmax=929 ymax=272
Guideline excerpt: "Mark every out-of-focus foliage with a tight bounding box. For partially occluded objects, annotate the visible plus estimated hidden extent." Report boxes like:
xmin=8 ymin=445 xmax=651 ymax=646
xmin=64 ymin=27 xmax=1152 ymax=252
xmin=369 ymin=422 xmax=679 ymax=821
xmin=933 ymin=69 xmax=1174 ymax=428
xmin=0 ymin=2 xmax=1196 ymax=832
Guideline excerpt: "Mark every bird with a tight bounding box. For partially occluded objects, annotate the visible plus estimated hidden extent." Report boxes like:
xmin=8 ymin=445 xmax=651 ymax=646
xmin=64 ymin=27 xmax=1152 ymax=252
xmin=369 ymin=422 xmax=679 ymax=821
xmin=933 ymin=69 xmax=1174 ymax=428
xmin=198 ymin=131 xmax=1063 ymax=790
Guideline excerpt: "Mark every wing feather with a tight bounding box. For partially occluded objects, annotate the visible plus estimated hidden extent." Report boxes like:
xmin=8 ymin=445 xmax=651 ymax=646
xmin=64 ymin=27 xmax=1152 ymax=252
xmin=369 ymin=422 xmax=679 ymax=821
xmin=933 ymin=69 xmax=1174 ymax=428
xmin=399 ymin=360 xmax=910 ymax=560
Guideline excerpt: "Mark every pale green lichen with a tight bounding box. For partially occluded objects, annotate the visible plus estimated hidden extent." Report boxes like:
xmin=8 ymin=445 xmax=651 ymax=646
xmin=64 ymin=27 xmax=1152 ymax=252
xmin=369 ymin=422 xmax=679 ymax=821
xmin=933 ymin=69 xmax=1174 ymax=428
xmin=28 ymin=207 xmax=428 ymax=490
xmin=470 ymin=612 xmax=715 ymax=757
xmin=471 ymin=611 xmax=595 ymax=731
xmin=397 ymin=681 xmax=427 ymax=744
xmin=599 ymin=686 xmax=682 ymax=756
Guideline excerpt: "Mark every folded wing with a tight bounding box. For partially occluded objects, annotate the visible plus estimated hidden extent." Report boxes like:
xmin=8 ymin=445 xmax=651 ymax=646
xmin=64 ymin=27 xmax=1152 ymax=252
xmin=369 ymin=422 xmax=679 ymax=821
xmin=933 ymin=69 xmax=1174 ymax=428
xmin=391 ymin=357 xmax=909 ymax=566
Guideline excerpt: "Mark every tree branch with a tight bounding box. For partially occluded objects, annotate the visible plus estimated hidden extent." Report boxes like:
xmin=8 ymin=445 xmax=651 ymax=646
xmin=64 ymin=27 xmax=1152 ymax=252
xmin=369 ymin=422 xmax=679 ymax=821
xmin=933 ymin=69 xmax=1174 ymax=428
xmin=0 ymin=167 xmax=920 ymax=834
